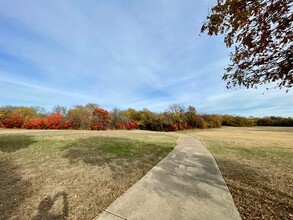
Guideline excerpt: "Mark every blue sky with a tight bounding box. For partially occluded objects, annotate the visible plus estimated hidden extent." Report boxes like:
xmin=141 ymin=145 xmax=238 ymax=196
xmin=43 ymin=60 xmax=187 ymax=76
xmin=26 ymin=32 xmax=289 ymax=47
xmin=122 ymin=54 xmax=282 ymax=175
xmin=0 ymin=0 xmax=292 ymax=117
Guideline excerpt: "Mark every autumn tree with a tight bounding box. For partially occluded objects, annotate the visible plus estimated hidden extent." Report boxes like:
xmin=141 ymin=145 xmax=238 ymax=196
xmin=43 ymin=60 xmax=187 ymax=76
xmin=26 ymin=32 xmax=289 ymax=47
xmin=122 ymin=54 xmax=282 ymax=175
xmin=139 ymin=108 xmax=156 ymax=130
xmin=201 ymin=0 xmax=293 ymax=91
xmin=91 ymin=108 xmax=111 ymax=130
xmin=160 ymin=112 xmax=174 ymax=131
xmin=110 ymin=108 xmax=127 ymax=129
xmin=125 ymin=108 xmax=141 ymax=121
xmin=201 ymin=114 xmax=223 ymax=128
xmin=66 ymin=104 xmax=99 ymax=129
xmin=65 ymin=109 xmax=80 ymax=129
xmin=44 ymin=112 xmax=64 ymax=129
xmin=185 ymin=105 xmax=197 ymax=127
xmin=168 ymin=104 xmax=186 ymax=130
xmin=257 ymin=116 xmax=293 ymax=126
xmin=195 ymin=116 xmax=207 ymax=129
xmin=154 ymin=113 xmax=166 ymax=131
xmin=22 ymin=117 xmax=44 ymax=129
xmin=0 ymin=106 xmax=16 ymax=128
xmin=0 ymin=106 xmax=37 ymax=128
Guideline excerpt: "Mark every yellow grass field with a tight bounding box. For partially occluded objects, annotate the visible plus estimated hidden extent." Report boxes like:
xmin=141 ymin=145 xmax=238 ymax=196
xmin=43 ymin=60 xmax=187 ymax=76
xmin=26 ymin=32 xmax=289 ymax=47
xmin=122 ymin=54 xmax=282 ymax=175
xmin=0 ymin=129 xmax=178 ymax=219
xmin=1 ymin=127 xmax=292 ymax=219
xmin=183 ymin=126 xmax=293 ymax=220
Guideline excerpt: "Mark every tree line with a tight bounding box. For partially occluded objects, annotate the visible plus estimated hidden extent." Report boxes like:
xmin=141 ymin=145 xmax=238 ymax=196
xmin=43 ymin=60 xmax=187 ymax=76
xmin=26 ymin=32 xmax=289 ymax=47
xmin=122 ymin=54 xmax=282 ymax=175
xmin=0 ymin=104 xmax=292 ymax=131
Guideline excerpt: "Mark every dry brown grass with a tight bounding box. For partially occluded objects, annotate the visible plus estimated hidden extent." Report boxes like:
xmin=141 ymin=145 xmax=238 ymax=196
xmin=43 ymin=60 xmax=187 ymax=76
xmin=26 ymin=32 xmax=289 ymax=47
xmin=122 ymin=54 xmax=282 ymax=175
xmin=0 ymin=129 xmax=178 ymax=220
xmin=184 ymin=127 xmax=293 ymax=220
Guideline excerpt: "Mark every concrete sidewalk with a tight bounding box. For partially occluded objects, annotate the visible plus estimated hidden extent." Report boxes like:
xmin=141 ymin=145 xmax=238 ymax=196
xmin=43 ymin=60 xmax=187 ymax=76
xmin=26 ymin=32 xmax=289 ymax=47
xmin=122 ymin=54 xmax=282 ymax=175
xmin=95 ymin=135 xmax=241 ymax=220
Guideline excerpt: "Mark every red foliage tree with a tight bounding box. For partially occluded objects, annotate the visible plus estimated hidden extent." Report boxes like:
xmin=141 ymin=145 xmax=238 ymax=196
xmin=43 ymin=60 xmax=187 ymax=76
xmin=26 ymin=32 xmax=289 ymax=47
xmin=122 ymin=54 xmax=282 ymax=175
xmin=44 ymin=113 xmax=63 ymax=129
xmin=170 ymin=124 xmax=178 ymax=131
xmin=1 ymin=112 xmax=22 ymax=128
xmin=65 ymin=113 xmax=81 ymax=129
xmin=22 ymin=117 xmax=44 ymax=129
xmin=115 ymin=122 xmax=123 ymax=130
xmin=124 ymin=121 xmax=139 ymax=130
xmin=182 ymin=122 xmax=189 ymax=130
xmin=91 ymin=122 xmax=104 ymax=130
xmin=124 ymin=123 xmax=131 ymax=130
xmin=91 ymin=108 xmax=111 ymax=130
xmin=12 ymin=112 xmax=22 ymax=128
xmin=2 ymin=115 xmax=14 ymax=128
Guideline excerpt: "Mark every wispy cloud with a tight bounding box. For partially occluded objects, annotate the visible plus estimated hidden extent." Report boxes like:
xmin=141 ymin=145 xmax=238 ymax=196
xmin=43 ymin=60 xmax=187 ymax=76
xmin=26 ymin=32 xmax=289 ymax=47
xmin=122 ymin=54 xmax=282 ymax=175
xmin=0 ymin=73 xmax=104 ymax=101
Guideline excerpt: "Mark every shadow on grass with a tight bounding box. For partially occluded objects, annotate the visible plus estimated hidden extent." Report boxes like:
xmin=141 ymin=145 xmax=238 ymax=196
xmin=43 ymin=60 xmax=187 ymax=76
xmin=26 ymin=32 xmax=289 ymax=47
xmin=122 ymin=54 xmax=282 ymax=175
xmin=215 ymin=158 xmax=293 ymax=219
xmin=62 ymin=136 xmax=173 ymax=164
xmin=62 ymin=136 xmax=173 ymax=174
xmin=0 ymin=159 xmax=31 ymax=219
xmin=0 ymin=134 xmax=36 ymax=153
xmin=32 ymin=192 xmax=69 ymax=220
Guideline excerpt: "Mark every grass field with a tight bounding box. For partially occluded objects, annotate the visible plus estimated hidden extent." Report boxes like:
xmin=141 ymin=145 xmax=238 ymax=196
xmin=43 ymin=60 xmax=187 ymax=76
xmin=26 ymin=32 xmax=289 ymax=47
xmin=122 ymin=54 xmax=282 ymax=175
xmin=183 ymin=127 xmax=293 ymax=220
xmin=1 ymin=127 xmax=292 ymax=220
xmin=0 ymin=129 xmax=178 ymax=220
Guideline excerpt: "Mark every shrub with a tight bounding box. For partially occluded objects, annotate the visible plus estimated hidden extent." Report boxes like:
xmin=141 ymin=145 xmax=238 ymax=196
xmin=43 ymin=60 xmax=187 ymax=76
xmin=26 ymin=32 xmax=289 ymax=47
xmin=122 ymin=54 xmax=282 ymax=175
xmin=64 ymin=120 xmax=72 ymax=129
xmin=196 ymin=116 xmax=207 ymax=129
xmin=22 ymin=118 xmax=44 ymax=129
xmin=115 ymin=122 xmax=123 ymax=130
xmin=170 ymin=124 xmax=178 ymax=131
xmin=44 ymin=113 xmax=63 ymax=129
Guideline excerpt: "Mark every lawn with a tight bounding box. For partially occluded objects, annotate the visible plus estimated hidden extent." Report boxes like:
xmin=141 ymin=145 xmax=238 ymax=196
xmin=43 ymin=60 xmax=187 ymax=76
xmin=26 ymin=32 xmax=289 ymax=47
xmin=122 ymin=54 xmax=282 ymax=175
xmin=183 ymin=127 xmax=293 ymax=220
xmin=0 ymin=129 xmax=178 ymax=219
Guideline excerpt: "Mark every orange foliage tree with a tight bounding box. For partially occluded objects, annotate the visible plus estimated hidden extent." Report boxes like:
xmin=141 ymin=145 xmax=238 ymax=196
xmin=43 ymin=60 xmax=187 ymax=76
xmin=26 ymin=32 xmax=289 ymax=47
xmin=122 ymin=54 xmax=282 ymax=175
xmin=22 ymin=118 xmax=44 ymax=129
xmin=11 ymin=112 xmax=22 ymax=128
xmin=0 ymin=112 xmax=22 ymax=128
xmin=91 ymin=108 xmax=111 ymax=130
xmin=44 ymin=113 xmax=63 ymax=129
